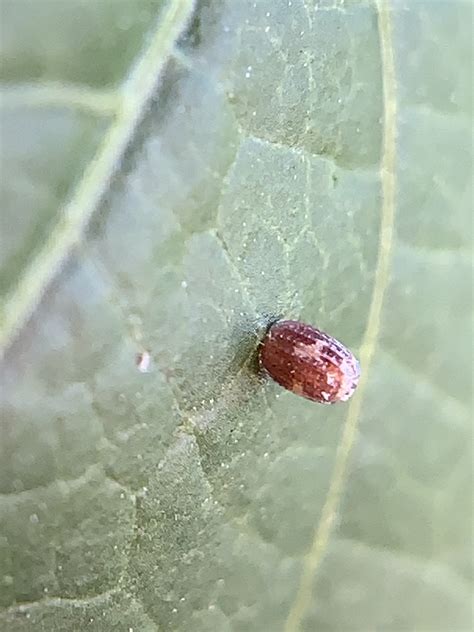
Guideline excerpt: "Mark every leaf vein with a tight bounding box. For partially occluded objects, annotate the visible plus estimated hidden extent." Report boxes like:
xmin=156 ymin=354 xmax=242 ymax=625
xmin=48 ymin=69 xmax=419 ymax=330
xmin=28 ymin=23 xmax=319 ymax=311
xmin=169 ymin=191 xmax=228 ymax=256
xmin=0 ymin=0 xmax=197 ymax=358
xmin=284 ymin=1 xmax=398 ymax=628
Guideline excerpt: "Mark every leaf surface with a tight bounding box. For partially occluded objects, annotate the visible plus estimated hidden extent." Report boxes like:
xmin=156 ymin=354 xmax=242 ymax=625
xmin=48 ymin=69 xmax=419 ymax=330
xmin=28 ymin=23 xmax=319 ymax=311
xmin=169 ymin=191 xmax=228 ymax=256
xmin=1 ymin=1 xmax=472 ymax=630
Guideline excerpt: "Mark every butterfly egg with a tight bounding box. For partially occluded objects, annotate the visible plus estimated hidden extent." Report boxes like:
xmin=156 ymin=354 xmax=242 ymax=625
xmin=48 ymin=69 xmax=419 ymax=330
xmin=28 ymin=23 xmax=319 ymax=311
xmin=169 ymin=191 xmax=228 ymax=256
xmin=259 ymin=320 xmax=360 ymax=404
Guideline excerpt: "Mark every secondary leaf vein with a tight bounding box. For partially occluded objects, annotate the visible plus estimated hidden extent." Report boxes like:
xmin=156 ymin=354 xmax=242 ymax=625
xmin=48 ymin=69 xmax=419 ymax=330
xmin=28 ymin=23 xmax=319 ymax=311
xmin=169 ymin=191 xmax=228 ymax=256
xmin=284 ymin=1 xmax=398 ymax=629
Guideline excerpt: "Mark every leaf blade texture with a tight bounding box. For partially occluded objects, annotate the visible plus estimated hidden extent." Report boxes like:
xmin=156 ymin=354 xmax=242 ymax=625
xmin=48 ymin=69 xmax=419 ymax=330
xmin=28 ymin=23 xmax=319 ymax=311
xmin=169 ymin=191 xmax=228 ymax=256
xmin=1 ymin=1 xmax=472 ymax=630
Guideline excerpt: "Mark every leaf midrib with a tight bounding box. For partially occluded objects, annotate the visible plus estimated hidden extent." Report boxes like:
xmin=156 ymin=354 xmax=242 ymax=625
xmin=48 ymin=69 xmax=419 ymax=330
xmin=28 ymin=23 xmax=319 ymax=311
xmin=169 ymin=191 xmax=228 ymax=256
xmin=0 ymin=0 xmax=197 ymax=358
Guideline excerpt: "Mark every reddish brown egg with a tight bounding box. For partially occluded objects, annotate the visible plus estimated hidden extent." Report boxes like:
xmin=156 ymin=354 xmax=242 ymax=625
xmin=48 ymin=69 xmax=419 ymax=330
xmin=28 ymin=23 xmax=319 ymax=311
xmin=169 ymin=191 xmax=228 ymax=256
xmin=259 ymin=320 xmax=360 ymax=404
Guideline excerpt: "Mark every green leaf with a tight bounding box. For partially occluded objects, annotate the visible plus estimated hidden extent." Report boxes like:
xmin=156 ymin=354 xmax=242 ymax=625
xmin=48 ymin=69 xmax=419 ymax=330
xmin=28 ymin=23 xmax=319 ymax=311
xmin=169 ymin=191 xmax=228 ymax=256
xmin=1 ymin=0 xmax=471 ymax=630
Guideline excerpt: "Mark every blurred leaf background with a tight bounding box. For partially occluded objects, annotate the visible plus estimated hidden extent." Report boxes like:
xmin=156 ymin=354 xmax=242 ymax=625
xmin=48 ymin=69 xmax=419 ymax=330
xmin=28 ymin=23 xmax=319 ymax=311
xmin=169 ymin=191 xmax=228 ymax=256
xmin=0 ymin=0 xmax=472 ymax=630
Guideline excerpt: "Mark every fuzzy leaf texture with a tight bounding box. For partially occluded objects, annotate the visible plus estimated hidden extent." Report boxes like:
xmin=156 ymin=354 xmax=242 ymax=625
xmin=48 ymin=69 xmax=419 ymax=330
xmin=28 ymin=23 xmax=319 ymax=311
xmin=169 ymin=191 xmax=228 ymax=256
xmin=0 ymin=1 xmax=472 ymax=630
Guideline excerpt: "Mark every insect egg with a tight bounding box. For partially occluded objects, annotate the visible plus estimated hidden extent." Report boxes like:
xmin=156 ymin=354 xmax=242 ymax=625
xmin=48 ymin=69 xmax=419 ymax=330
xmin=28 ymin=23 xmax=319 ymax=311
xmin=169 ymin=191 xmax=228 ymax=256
xmin=259 ymin=320 xmax=360 ymax=404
